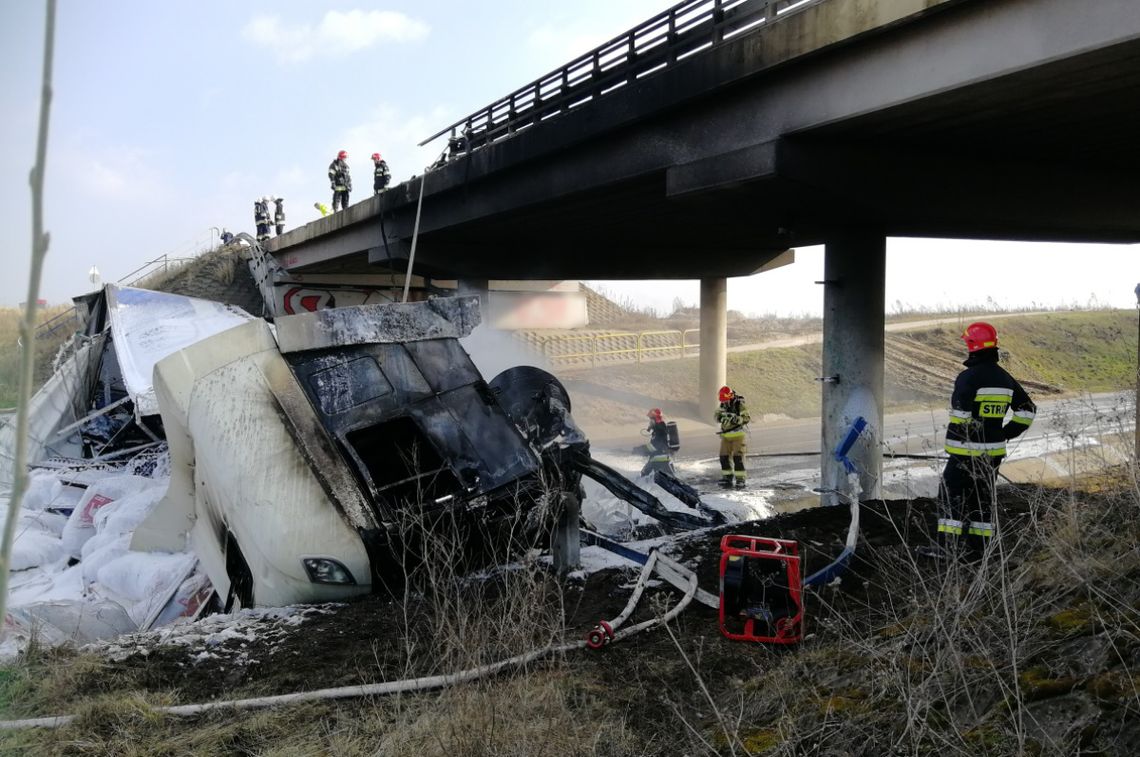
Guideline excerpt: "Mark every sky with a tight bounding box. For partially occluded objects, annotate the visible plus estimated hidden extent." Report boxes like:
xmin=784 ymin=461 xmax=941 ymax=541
xmin=1 ymin=1 xmax=1137 ymax=315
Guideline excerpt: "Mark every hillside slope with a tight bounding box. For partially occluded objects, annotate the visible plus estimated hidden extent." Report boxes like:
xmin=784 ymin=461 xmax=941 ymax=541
xmin=563 ymin=310 xmax=1136 ymax=427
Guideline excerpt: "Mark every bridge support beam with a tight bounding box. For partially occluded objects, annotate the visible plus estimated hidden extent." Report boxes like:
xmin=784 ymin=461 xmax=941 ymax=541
xmin=699 ymin=278 xmax=728 ymax=422
xmin=820 ymin=232 xmax=885 ymax=506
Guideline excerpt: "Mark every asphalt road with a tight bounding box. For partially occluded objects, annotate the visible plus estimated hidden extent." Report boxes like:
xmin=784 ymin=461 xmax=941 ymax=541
xmin=591 ymin=392 xmax=1130 ymax=474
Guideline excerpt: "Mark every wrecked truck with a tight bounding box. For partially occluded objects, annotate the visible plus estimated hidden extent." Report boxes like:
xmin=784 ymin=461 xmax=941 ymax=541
xmin=131 ymin=297 xmax=578 ymax=608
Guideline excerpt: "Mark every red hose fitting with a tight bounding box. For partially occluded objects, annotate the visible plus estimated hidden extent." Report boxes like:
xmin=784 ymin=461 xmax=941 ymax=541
xmin=585 ymin=620 xmax=614 ymax=650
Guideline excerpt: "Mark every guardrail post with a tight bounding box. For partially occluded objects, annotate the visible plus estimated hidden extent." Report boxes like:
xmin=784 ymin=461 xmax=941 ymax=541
xmin=766 ymin=0 xmax=778 ymax=22
xmin=636 ymin=332 xmax=644 ymax=363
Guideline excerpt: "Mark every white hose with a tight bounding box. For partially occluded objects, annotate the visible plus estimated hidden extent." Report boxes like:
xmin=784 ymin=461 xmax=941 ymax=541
xmin=400 ymin=170 xmax=428 ymax=304
xmin=0 ymin=552 xmax=703 ymax=731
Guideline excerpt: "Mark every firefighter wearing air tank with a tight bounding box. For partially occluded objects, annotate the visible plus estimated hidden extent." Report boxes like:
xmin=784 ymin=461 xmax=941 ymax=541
xmin=940 ymin=322 xmax=1035 ymax=557
xmin=715 ymin=385 xmax=750 ymax=489
xmin=641 ymin=408 xmax=673 ymax=476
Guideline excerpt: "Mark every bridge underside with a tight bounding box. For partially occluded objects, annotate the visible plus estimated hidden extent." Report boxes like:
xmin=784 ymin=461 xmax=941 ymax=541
xmin=275 ymin=0 xmax=1140 ymax=281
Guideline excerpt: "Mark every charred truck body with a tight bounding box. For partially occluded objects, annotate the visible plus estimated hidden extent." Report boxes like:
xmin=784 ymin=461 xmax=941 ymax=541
xmin=133 ymin=298 xmax=568 ymax=608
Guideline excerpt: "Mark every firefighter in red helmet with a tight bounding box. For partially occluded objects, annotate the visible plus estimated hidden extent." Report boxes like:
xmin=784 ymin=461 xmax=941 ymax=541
xmin=372 ymin=152 xmax=391 ymax=194
xmin=936 ymin=322 xmax=1035 ymax=560
xmin=328 ymin=150 xmax=352 ymax=211
xmin=715 ymin=385 xmax=751 ymax=488
xmin=639 ymin=408 xmax=674 ymax=476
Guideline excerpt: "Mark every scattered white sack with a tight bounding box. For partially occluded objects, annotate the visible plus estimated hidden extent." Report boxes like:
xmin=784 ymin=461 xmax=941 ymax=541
xmin=92 ymin=485 xmax=167 ymax=537
xmin=97 ymin=551 xmax=196 ymax=606
xmin=129 ymin=562 xmax=208 ymax=629
xmin=11 ymin=526 xmax=65 ymax=571
xmin=18 ymin=508 xmax=69 ymax=537
xmin=19 ymin=469 xmax=64 ymax=511
xmin=7 ymin=562 xmax=85 ymax=607
xmin=81 ymin=532 xmax=132 ymax=587
xmin=60 ymin=475 xmax=164 ymax=557
xmin=5 ymin=599 xmax=136 ymax=646
xmin=8 ymin=508 xmax=70 ymax=570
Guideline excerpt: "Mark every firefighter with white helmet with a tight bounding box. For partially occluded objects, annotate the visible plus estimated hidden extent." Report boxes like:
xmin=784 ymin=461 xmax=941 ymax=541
xmin=937 ymin=322 xmax=1036 ymax=560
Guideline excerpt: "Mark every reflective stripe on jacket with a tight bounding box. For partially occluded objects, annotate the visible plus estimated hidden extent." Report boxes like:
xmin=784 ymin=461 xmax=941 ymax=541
xmin=328 ymin=159 xmax=352 ymax=191
xmin=715 ymin=396 xmax=750 ymax=439
xmin=944 ymin=349 xmax=1035 ymax=457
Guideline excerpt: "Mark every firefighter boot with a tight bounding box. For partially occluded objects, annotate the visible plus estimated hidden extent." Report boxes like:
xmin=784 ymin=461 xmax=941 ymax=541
xmin=734 ymin=476 xmax=747 ymax=490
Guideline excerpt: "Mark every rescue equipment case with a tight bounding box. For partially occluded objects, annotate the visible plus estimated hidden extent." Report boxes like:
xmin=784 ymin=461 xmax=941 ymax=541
xmin=718 ymin=535 xmax=803 ymax=644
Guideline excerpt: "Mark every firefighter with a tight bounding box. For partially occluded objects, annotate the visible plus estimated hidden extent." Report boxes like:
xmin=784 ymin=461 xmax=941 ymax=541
xmin=328 ymin=150 xmax=352 ymax=211
xmin=715 ymin=385 xmax=750 ymax=489
xmin=937 ymin=322 xmax=1035 ymax=559
xmin=254 ymin=197 xmax=270 ymax=243
xmin=640 ymin=408 xmax=674 ymax=476
xmin=314 ymin=201 xmax=330 ymax=217
xmin=274 ymin=197 xmax=286 ymax=236
xmin=372 ymin=152 xmax=391 ymax=194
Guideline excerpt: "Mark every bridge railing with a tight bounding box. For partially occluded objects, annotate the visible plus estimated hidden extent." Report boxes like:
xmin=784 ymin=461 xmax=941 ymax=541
xmin=421 ymin=0 xmax=823 ymax=151
xmin=517 ymin=329 xmax=702 ymax=369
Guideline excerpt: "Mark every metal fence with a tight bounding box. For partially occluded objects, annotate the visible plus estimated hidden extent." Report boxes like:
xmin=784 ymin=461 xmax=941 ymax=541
xmin=519 ymin=329 xmax=701 ymax=369
xmin=422 ymin=0 xmax=823 ymax=150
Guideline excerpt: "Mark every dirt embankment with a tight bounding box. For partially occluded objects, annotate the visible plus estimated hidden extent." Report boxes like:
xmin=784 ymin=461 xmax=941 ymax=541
xmin=4 ymin=474 xmax=1138 ymax=755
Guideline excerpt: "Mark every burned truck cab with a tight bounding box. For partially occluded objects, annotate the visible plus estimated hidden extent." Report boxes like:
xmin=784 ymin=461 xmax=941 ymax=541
xmin=134 ymin=297 xmax=555 ymax=607
xmin=289 ymin=339 xmax=538 ymax=517
xmin=285 ymin=332 xmax=550 ymax=586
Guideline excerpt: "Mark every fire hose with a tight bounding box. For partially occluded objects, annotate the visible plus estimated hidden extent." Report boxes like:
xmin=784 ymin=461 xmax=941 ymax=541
xmin=0 ymin=553 xmax=701 ymax=730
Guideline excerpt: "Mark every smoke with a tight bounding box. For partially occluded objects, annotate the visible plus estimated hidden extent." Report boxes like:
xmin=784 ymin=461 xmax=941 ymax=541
xmin=460 ymin=325 xmax=547 ymax=382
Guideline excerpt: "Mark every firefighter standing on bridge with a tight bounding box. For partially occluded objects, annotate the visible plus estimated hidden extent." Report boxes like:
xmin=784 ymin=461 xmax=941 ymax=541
xmin=273 ymin=197 xmax=286 ymax=236
xmin=254 ymin=197 xmax=270 ymax=243
xmin=937 ymin=322 xmax=1035 ymax=559
xmin=715 ymin=385 xmax=750 ymax=489
xmin=372 ymin=152 xmax=391 ymax=194
xmin=328 ymin=150 xmax=352 ymax=211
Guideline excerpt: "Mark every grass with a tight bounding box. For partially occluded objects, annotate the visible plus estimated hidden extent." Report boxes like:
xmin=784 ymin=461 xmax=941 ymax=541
xmin=0 ymin=305 xmax=75 ymax=408
xmin=564 ymin=310 xmax=1138 ymax=425
xmin=5 ymin=467 xmax=1139 ymax=754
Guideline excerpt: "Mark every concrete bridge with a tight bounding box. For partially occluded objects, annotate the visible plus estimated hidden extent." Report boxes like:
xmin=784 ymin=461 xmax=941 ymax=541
xmin=268 ymin=0 xmax=1140 ymax=502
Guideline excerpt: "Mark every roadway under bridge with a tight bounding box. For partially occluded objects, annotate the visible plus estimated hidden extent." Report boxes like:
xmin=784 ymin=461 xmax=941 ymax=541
xmin=268 ymin=0 xmax=1140 ymax=503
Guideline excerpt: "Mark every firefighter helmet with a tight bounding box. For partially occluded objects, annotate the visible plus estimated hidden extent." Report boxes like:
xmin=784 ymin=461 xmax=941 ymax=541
xmin=718 ymin=386 xmax=734 ymax=403
xmin=337 ymin=150 xmax=348 ymax=160
xmin=372 ymin=152 xmax=381 ymax=161
xmin=962 ymin=322 xmax=998 ymax=352
xmin=647 ymin=408 xmax=663 ymax=423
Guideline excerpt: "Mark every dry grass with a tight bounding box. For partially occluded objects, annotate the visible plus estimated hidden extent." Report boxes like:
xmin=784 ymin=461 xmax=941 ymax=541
xmin=4 ymin=433 xmax=1139 ymax=755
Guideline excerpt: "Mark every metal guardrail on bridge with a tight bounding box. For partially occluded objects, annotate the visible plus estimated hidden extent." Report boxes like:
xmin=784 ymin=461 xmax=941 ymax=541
xmin=421 ymin=0 xmax=823 ymax=150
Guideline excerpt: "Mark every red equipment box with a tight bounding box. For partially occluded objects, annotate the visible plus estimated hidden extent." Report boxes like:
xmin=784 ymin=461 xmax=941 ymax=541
xmin=718 ymin=535 xmax=804 ymax=644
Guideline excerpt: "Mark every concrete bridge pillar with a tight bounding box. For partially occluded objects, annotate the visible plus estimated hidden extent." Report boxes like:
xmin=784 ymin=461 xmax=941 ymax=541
xmin=820 ymin=232 xmax=885 ymax=506
xmin=699 ymin=277 xmax=728 ymax=422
